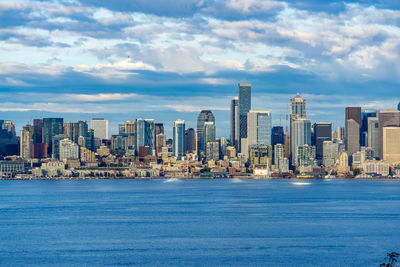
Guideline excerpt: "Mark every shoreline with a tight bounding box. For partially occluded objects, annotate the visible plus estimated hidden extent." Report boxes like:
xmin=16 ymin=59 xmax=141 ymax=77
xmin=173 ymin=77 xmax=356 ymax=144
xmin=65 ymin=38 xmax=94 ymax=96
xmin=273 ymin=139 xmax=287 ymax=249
xmin=1 ymin=176 xmax=400 ymax=181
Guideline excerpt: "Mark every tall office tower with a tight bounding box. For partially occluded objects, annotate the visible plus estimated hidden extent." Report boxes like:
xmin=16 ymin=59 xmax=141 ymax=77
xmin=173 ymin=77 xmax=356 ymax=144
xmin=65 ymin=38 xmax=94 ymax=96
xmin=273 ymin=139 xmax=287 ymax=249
xmin=219 ymin=137 xmax=228 ymax=158
xmin=322 ymin=141 xmax=339 ymax=167
xmin=52 ymin=134 xmax=68 ymax=159
xmin=135 ymin=119 xmax=155 ymax=156
xmin=346 ymin=119 xmax=360 ymax=157
xmin=173 ymin=120 xmax=185 ymax=159
xmin=206 ymin=141 xmax=220 ymax=161
xmin=156 ymin=133 xmax=166 ymax=155
xmin=185 ymin=128 xmax=196 ymax=153
xmin=90 ymin=118 xmax=109 ymax=140
xmin=32 ymin=143 xmax=47 ymax=159
xmin=382 ymin=127 xmax=400 ymax=165
xmin=155 ymin=123 xmax=164 ymax=135
xmin=33 ymin=119 xmax=43 ymax=144
xmin=284 ymin=134 xmax=290 ymax=159
xmin=203 ymin=121 xmax=216 ymax=150
xmin=72 ymin=121 xmax=88 ymax=143
xmin=20 ymin=126 xmax=33 ymax=159
xmin=312 ymin=123 xmax=332 ymax=161
xmin=361 ymin=111 xmax=377 ymax=146
xmin=345 ymin=107 xmax=361 ymax=151
xmin=238 ymin=83 xmax=251 ymax=152
xmin=272 ymin=126 xmax=284 ymax=147
xmin=398 ymin=102 xmax=400 ymax=111
xmin=337 ymin=126 xmax=345 ymax=142
xmin=378 ymin=110 xmax=400 ymax=159
xmin=296 ymin=145 xmax=317 ymax=167
xmin=86 ymin=129 xmax=95 ymax=151
xmin=0 ymin=120 xmax=18 ymax=156
xmin=274 ymin=143 xmax=284 ymax=168
xmin=230 ymin=97 xmax=239 ymax=148
xmin=43 ymin=118 xmax=64 ymax=156
xmin=291 ymin=118 xmax=311 ymax=164
xmin=247 ymin=110 xmax=272 ymax=146
xmin=59 ymin=138 xmax=79 ymax=161
xmin=197 ymin=110 xmax=215 ymax=154
xmin=111 ymin=135 xmax=125 ymax=155
xmin=63 ymin=121 xmax=73 ymax=140
xmin=367 ymin=117 xmax=379 ymax=156
xmin=289 ymin=93 xmax=306 ymax=157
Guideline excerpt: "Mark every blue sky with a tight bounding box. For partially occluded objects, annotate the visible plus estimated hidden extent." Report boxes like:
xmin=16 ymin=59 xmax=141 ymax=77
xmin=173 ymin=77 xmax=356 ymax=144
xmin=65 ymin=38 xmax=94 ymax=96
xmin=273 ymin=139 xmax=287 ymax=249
xmin=1 ymin=0 xmax=400 ymax=137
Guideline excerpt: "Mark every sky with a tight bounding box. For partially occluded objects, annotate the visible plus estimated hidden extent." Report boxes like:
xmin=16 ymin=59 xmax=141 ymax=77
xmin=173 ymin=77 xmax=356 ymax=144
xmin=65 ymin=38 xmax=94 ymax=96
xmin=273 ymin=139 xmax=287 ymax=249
xmin=1 ymin=0 xmax=400 ymax=137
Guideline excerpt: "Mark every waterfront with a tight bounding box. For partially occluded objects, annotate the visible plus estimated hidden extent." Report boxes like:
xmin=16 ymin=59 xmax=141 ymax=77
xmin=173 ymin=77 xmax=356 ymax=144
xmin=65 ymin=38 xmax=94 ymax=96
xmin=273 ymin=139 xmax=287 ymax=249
xmin=0 ymin=179 xmax=399 ymax=266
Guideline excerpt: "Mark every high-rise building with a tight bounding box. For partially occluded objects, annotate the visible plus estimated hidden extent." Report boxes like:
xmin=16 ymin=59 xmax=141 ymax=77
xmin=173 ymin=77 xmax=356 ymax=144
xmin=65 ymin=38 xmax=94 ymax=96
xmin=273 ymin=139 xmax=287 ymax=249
xmin=296 ymin=145 xmax=317 ymax=167
xmin=135 ymin=119 xmax=155 ymax=156
xmin=367 ymin=117 xmax=379 ymax=157
xmin=33 ymin=119 xmax=43 ymax=144
xmin=290 ymin=93 xmax=306 ymax=158
xmin=271 ymin=126 xmax=284 ymax=147
xmin=155 ymin=123 xmax=164 ymax=135
xmin=312 ymin=123 xmax=332 ymax=161
xmin=197 ymin=110 xmax=215 ymax=154
xmin=63 ymin=121 xmax=74 ymax=140
xmin=382 ymin=127 xmax=400 ymax=165
xmin=397 ymin=102 xmax=400 ymax=111
xmin=59 ymin=138 xmax=79 ymax=161
xmin=0 ymin=120 xmax=18 ymax=156
xmin=346 ymin=107 xmax=362 ymax=126
xmin=173 ymin=119 xmax=185 ymax=159
xmin=111 ymin=135 xmax=125 ymax=155
xmin=322 ymin=141 xmax=339 ymax=167
xmin=230 ymin=97 xmax=239 ymax=148
xmin=361 ymin=111 xmax=377 ymax=146
xmin=238 ymin=83 xmax=251 ymax=152
xmin=378 ymin=110 xmax=400 ymax=159
xmin=72 ymin=121 xmax=88 ymax=143
xmin=291 ymin=118 xmax=311 ymax=164
xmin=203 ymin=121 xmax=216 ymax=151
xmin=156 ymin=133 xmax=166 ymax=156
xmin=346 ymin=119 xmax=360 ymax=157
xmin=43 ymin=118 xmax=64 ymax=156
xmin=206 ymin=141 xmax=220 ymax=161
xmin=52 ymin=134 xmax=69 ymax=160
xmin=185 ymin=128 xmax=196 ymax=153
xmin=90 ymin=118 xmax=109 ymax=140
xmin=274 ymin=143 xmax=284 ymax=168
xmin=20 ymin=126 xmax=33 ymax=159
xmin=247 ymin=110 xmax=272 ymax=147
xmin=32 ymin=143 xmax=47 ymax=159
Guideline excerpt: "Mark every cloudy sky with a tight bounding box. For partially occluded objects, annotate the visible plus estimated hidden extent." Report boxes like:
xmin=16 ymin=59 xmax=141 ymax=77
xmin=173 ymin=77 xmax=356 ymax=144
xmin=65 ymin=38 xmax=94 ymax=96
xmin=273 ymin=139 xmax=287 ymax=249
xmin=1 ymin=0 xmax=400 ymax=137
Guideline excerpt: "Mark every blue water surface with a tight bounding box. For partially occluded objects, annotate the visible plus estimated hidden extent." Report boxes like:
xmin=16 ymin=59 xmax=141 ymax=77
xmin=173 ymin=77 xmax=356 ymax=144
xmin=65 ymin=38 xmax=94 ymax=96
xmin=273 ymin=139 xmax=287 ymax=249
xmin=0 ymin=179 xmax=399 ymax=266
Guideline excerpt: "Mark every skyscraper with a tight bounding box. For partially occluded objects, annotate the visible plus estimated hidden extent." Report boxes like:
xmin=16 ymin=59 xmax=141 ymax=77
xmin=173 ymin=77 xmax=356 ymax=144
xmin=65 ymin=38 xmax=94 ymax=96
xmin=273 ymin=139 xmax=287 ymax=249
xmin=238 ymin=83 xmax=251 ymax=152
xmin=43 ymin=118 xmax=64 ymax=156
xmin=312 ymin=123 xmax=332 ymax=161
xmin=173 ymin=119 xmax=185 ymax=159
xmin=20 ymin=126 xmax=33 ymax=159
xmin=230 ymin=97 xmax=239 ymax=148
xmin=63 ymin=121 xmax=73 ymax=140
xmin=135 ymin=118 xmax=155 ymax=156
xmin=382 ymin=127 xmax=400 ymax=165
xmin=197 ymin=110 xmax=215 ymax=154
xmin=91 ymin=118 xmax=109 ymax=140
xmin=361 ymin=110 xmax=376 ymax=146
xmin=271 ymin=126 xmax=284 ymax=147
xmin=247 ymin=110 xmax=272 ymax=146
xmin=378 ymin=110 xmax=400 ymax=159
xmin=155 ymin=123 xmax=164 ymax=135
xmin=290 ymin=93 xmax=306 ymax=158
xmin=203 ymin=121 xmax=216 ymax=150
xmin=367 ymin=117 xmax=379 ymax=156
xmin=322 ymin=141 xmax=339 ymax=167
xmin=345 ymin=107 xmax=361 ymax=157
xmin=291 ymin=118 xmax=311 ymax=164
xmin=185 ymin=128 xmax=196 ymax=153
xmin=33 ymin=119 xmax=43 ymax=144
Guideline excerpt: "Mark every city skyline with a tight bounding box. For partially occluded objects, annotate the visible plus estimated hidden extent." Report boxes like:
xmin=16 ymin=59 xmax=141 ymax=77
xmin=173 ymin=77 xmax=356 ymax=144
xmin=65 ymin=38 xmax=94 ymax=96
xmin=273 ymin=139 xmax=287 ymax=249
xmin=1 ymin=0 xmax=400 ymax=136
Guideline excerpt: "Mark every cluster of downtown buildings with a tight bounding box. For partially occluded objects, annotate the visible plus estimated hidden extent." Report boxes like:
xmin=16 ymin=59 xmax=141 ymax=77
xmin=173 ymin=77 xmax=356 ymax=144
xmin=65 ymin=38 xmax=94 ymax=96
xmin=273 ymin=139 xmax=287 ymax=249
xmin=1 ymin=83 xmax=400 ymax=178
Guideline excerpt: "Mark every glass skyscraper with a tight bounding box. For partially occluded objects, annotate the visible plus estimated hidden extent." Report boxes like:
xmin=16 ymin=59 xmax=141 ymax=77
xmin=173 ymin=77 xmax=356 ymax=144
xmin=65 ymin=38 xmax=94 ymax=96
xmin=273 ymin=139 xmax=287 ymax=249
xmin=230 ymin=97 xmax=239 ymax=148
xmin=238 ymin=83 xmax=251 ymax=151
xmin=135 ymin=118 xmax=155 ymax=156
xmin=247 ymin=110 xmax=272 ymax=146
xmin=196 ymin=110 xmax=215 ymax=154
xmin=173 ymin=119 xmax=185 ymax=159
xmin=291 ymin=118 xmax=311 ymax=164
xmin=43 ymin=118 xmax=64 ymax=156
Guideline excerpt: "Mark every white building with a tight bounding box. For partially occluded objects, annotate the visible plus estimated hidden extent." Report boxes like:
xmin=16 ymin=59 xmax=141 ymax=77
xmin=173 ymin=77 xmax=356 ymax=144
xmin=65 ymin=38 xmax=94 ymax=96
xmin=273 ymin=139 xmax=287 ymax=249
xmin=247 ymin=110 xmax=272 ymax=146
xmin=323 ymin=141 xmax=338 ymax=167
xmin=59 ymin=138 xmax=79 ymax=161
xmin=90 ymin=118 xmax=109 ymax=140
xmin=362 ymin=160 xmax=389 ymax=177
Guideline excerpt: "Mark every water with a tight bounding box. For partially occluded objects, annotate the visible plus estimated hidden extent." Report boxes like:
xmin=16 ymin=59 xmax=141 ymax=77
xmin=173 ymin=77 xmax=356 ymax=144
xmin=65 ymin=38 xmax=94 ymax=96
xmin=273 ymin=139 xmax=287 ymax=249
xmin=0 ymin=179 xmax=399 ymax=266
